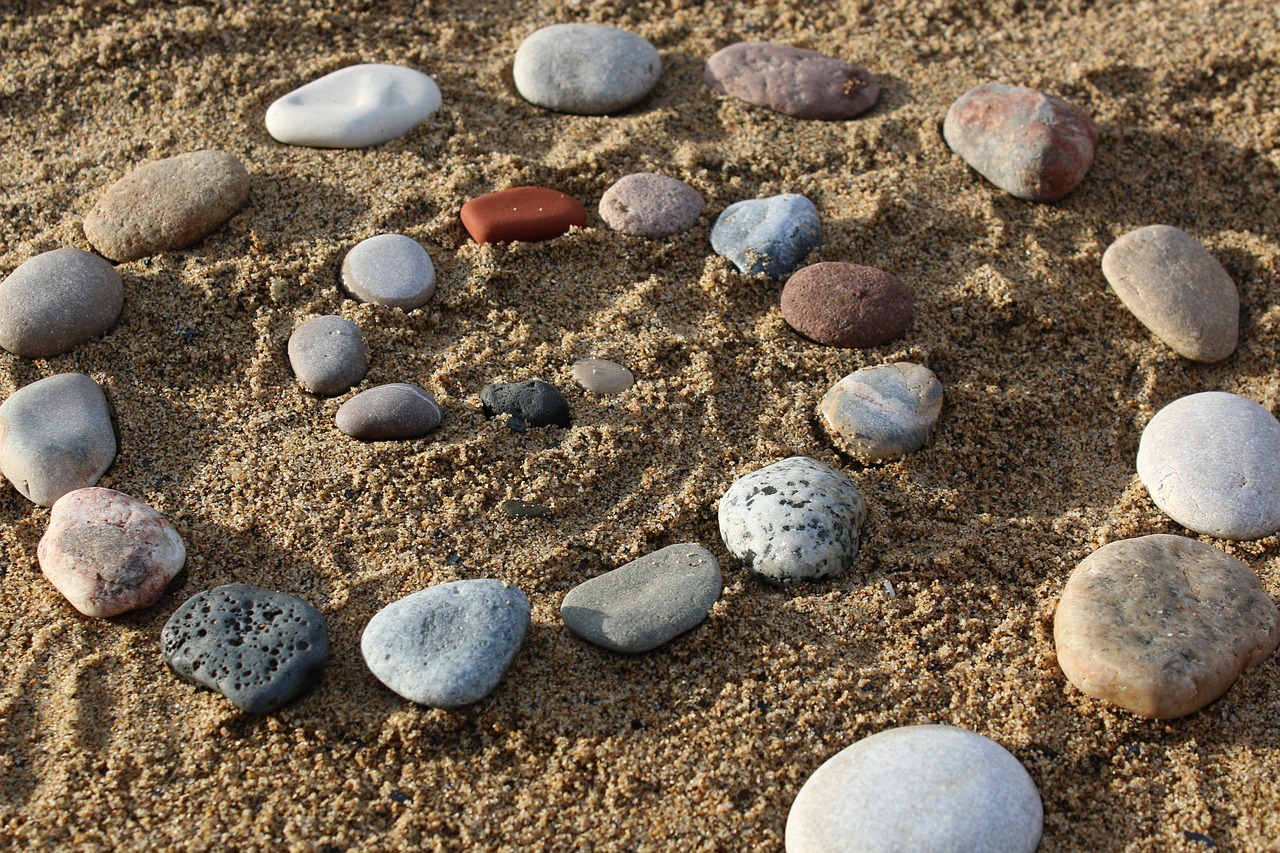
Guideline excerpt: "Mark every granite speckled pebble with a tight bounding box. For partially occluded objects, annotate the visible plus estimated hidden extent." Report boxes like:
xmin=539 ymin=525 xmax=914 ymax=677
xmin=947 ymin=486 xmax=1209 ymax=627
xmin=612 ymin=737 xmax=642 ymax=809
xmin=705 ymin=42 xmax=879 ymax=120
xmin=265 ymin=64 xmax=442 ymax=148
xmin=288 ymin=315 xmax=368 ymax=396
xmin=571 ymin=358 xmax=634 ymax=395
xmin=820 ymin=363 xmax=943 ymax=461
xmin=0 ymin=248 xmax=124 ymax=358
xmin=781 ymin=262 xmax=912 ymax=348
xmin=341 ymin=234 xmax=436 ymax=310
xmin=481 ymin=380 xmax=571 ymax=428
xmin=336 ymin=383 xmax=442 ymax=440
xmin=513 ymin=24 xmax=661 ymax=116
xmin=598 ymin=173 xmax=704 ymax=238
xmin=710 ymin=194 xmax=821 ymax=279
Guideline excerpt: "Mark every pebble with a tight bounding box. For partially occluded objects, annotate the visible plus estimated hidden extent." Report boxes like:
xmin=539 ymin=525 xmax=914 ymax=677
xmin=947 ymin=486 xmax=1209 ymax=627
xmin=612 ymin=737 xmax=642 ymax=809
xmin=0 ymin=248 xmax=124 ymax=358
xmin=341 ymin=234 xmax=436 ymax=310
xmin=710 ymin=194 xmax=821 ymax=279
xmin=0 ymin=373 xmax=116 ymax=507
xmin=598 ymin=173 xmax=704 ymax=238
xmin=705 ymin=42 xmax=879 ymax=120
xmin=781 ymin=262 xmax=912 ymax=348
xmin=1136 ymin=392 xmax=1280 ymax=540
xmin=943 ymin=82 xmax=1098 ymax=201
xmin=1102 ymin=224 xmax=1239 ymax=362
xmin=819 ymin=363 xmax=944 ymax=462
xmin=287 ymin=315 xmax=369 ymax=396
xmin=361 ymin=579 xmax=530 ymax=707
xmin=718 ymin=456 xmax=867 ymax=585
xmin=265 ymin=63 xmax=442 ymax=148
xmin=1054 ymin=534 xmax=1280 ymax=719
xmin=571 ymin=358 xmax=634 ymax=395
xmin=335 ymin=383 xmax=443 ymax=440
xmin=83 ymin=150 xmax=251 ymax=262
xmin=162 ymin=583 xmax=330 ymax=715
xmin=501 ymin=499 xmax=553 ymax=519
xmin=561 ymin=543 xmax=722 ymax=653
xmin=786 ymin=725 xmax=1043 ymax=853
xmin=513 ymin=24 xmax=662 ymax=116
xmin=460 ymin=186 xmax=586 ymax=244
xmin=37 ymin=487 xmax=186 ymax=618
xmin=480 ymin=380 xmax=571 ymax=428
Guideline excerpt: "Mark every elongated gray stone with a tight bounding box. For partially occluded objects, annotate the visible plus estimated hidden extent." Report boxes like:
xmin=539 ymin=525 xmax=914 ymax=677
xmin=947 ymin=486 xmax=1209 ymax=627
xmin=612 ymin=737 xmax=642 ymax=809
xmin=288 ymin=315 xmax=368 ymax=395
xmin=336 ymin=383 xmax=442 ymax=440
xmin=710 ymin=194 xmax=821 ymax=279
xmin=0 ymin=248 xmax=124 ymax=357
xmin=819 ymin=363 xmax=943 ymax=461
xmin=513 ymin=24 xmax=662 ymax=116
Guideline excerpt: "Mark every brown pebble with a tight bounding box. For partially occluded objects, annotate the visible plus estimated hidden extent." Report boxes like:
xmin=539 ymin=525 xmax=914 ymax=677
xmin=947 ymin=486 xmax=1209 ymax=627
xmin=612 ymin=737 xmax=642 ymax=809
xmin=460 ymin=186 xmax=586 ymax=244
xmin=705 ymin=42 xmax=879 ymax=120
xmin=781 ymin=262 xmax=912 ymax=348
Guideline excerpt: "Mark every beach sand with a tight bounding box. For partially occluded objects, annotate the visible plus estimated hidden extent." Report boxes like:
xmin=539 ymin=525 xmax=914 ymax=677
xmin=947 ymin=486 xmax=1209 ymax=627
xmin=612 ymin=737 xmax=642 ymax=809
xmin=2 ymin=0 xmax=1279 ymax=849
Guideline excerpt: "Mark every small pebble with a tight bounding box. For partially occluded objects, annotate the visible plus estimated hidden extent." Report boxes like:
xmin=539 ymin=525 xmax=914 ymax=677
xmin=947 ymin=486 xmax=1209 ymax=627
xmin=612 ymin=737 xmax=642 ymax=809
xmin=718 ymin=456 xmax=866 ymax=585
xmin=819 ymin=363 xmax=944 ymax=461
xmin=710 ymin=194 xmax=821 ymax=279
xmin=705 ymin=42 xmax=879 ymax=120
xmin=501 ymin=499 xmax=552 ymax=519
xmin=786 ymin=725 xmax=1043 ymax=853
xmin=0 ymin=373 xmax=116 ymax=507
xmin=943 ymin=82 xmax=1097 ymax=201
xmin=460 ymin=186 xmax=586 ymax=244
xmin=162 ymin=583 xmax=330 ymax=714
xmin=83 ymin=150 xmax=250 ymax=262
xmin=1055 ymin=534 xmax=1280 ymax=719
xmin=361 ymin=579 xmax=530 ymax=707
xmin=571 ymin=358 xmax=634 ymax=395
xmin=513 ymin=24 xmax=662 ymax=115
xmin=265 ymin=63 xmax=442 ymax=148
xmin=481 ymin=380 xmax=570 ymax=428
xmin=1137 ymin=391 xmax=1280 ymax=540
xmin=1102 ymin=224 xmax=1238 ymax=362
xmin=336 ymin=383 xmax=443 ymax=440
xmin=781 ymin=262 xmax=912 ymax=348
xmin=0 ymin=248 xmax=124 ymax=357
xmin=598 ymin=173 xmax=704 ymax=238
xmin=287 ymin=315 xmax=369 ymax=395
xmin=561 ymin=543 xmax=722 ymax=653
xmin=38 ymin=487 xmax=186 ymax=618
xmin=341 ymin=234 xmax=436 ymax=310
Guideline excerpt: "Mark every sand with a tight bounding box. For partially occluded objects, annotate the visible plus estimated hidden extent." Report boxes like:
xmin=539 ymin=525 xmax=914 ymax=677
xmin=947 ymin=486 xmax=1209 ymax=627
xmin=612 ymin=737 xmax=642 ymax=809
xmin=1 ymin=0 xmax=1279 ymax=849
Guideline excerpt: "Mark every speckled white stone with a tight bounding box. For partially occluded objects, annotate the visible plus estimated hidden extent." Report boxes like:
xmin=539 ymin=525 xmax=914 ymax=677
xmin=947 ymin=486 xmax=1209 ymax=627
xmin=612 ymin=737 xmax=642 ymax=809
xmin=820 ymin=362 xmax=943 ymax=461
xmin=341 ymin=234 xmax=436 ymax=310
xmin=265 ymin=64 xmax=442 ymax=148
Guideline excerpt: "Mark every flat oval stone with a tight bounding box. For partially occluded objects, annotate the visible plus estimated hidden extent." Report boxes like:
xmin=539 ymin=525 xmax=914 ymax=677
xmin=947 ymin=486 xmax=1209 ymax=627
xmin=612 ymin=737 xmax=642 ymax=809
xmin=513 ymin=24 xmax=661 ymax=116
xmin=162 ymin=583 xmax=329 ymax=714
xmin=718 ymin=456 xmax=866 ymax=585
xmin=341 ymin=234 xmax=436 ymax=310
xmin=1137 ymin=392 xmax=1280 ymax=540
xmin=83 ymin=150 xmax=250 ymax=262
xmin=781 ymin=262 xmax=912 ymax=348
xmin=265 ymin=63 xmax=442 ymax=148
xmin=820 ymin=362 xmax=944 ymax=461
xmin=598 ymin=173 xmax=704 ymax=238
xmin=1055 ymin=534 xmax=1280 ymax=719
xmin=287 ymin=315 xmax=369 ymax=396
xmin=1102 ymin=224 xmax=1238 ymax=362
xmin=710 ymin=194 xmax=821 ymax=279
xmin=460 ymin=186 xmax=586 ymax=244
xmin=705 ymin=42 xmax=879 ymax=120
xmin=0 ymin=248 xmax=124 ymax=357
xmin=943 ymin=83 xmax=1097 ymax=201
xmin=571 ymin=358 xmax=634 ymax=395
xmin=480 ymin=379 xmax=570 ymax=428
xmin=0 ymin=373 xmax=116 ymax=507
xmin=336 ymin=383 xmax=442 ymax=440
xmin=786 ymin=726 xmax=1043 ymax=853
xmin=361 ymin=579 xmax=530 ymax=707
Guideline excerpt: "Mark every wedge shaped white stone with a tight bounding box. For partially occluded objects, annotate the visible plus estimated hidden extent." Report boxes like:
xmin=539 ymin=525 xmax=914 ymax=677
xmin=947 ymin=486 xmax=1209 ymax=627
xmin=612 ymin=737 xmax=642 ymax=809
xmin=266 ymin=63 xmax=442 ymax=148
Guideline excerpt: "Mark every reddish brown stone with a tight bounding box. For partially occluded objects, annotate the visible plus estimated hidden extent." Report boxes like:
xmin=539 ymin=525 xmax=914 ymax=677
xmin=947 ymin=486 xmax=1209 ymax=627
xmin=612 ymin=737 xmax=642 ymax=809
xmin=460 ymin=186 xmax=586 ymax=244
xmin=781 ymin=262 xmax=912 ymax=348
xmin=705 ymin=42 xmax=879 ymax=120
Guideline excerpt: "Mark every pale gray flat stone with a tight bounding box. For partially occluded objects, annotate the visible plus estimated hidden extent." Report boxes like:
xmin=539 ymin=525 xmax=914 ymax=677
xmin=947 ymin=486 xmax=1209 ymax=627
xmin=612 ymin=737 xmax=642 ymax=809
xmin=820 ymin=362 xmax=943 ymax=461
xmin=341 ymin=234 xmax=436 ymax=310
xmin=288 ymin=315 xmax=368 ymax=396
xmin=265 ymin=63 xmax=442 ymax=148
xmin=513 ymin=24 xmax=661 ymax=116
xmin=571 ymin=358 xmax=634 ymax=395
xmin=0 ymin=248 xmax=124 ymax=357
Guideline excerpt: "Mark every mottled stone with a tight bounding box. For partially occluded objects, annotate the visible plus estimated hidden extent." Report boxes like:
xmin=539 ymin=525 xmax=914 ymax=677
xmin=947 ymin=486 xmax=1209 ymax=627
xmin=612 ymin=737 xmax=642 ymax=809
xmin=1055 ymin=534 xmax=1280 ymax=719
xmin=1102 ymin=224 xmax=1238 ymax=362
xmin=480 ymin=380 xmax=570 ymax=428
xmin=461 ymin=186 xmax=586 ymax=244
xmin=820 ymin=363 xmax=943 ymax=461
xmin=781 ymin=262 xmax=912 ymax=348
xmin=571 ymin=358 xmax=634 ymax=395
xmin=265 ymin=63 xmax=442 ymax=148
xmin=341 ymin=234 xmax=436 ymax=310
xmin=598 ymin=173 xmax=704 ymax=238
xmin=710 ymin=194 xmax=821 ymax=279
xmin=513 ymin=24 xmax=662 ymax=115
xmin=336 ymin=383 xmax=442 ymax=440
xmin=705 ymin=42 xmax=879 ymax=120
xmin=0 ymin=248 xmax=124 ymax=357
xmin=287 ymin=315 xmax=369 ymax=396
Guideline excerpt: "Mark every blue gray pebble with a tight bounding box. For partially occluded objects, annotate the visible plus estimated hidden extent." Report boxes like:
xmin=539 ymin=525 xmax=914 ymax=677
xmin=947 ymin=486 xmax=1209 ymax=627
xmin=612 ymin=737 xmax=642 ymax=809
xmin=819 ymin=362 xmax=944 ymax=461
xmin=709 ymin=194 xmax=821 ymax=279
xmin=481 ymin=379 xmax=570 ymax=428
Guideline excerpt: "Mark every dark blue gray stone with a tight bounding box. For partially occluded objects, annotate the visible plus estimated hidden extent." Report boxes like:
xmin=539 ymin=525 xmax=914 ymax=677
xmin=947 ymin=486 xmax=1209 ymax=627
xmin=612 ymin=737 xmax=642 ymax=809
xmin=709 ymin=194 xmax=821 ymax=279
xmin=480 ymin=380 xmax=570 ymax=428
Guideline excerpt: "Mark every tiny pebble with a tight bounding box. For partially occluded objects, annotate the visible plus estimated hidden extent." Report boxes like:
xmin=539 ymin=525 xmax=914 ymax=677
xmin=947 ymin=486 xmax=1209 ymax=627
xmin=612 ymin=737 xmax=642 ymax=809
xmin=501 ymin=499 xmax=552 ymax=519
xmin=265 ymin=63 xmax=442 ymax=148
xmin=341 ymin=234 xmax=436 ymax=310
xmin=819 ymin=362 xmax=944 ymax=461
xmin=336 ymin=383 xmax=443 ymax=440
xmin=705 ymin=42 xmax=879 ymax=120
xmin=598 ymin=173 xmax=704 ymax=238
xmin=0 ymin=248 xmax=124 ymax=357
xmin=710 ymin=194 xmax=821 ymax=279
xmin=481 ymin=380 xmax=571 ymax=428
xmin=571 ymin=358 xmax=634 ymax=395
xmin=287 ymin=315 xmax=369 ymax=395
xmin=513 ymin=24 xmax=662 ymax=115
xmin=460 ymin=186 xmax=586 ymax=244
xmin=781 ymin=262 xmax=912 ymax=348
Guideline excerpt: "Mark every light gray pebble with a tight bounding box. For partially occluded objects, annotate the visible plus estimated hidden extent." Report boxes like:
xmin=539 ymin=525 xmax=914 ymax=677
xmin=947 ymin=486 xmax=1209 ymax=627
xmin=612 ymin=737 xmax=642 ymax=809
xmin=341 ymin=234 xmax=436 ymax=310
xmin=571 ymin=358 xmax=634 ymax=395
xmin=288 ymin=315 xmax=368 ymax=396
xmin=335 ymin=383 xmax=442 ymax=440
xmin=513 ymin=24 xmax=662 ymax=116
xmin=819 ymin=362 xmax=943 ymax=461
xmin=599 ymin=173 xmax=704 ymax=238
xmin=0 ymin=248 xmax=124 ymax=357
xmin=710 ymin=194 xmax=821 ymax=279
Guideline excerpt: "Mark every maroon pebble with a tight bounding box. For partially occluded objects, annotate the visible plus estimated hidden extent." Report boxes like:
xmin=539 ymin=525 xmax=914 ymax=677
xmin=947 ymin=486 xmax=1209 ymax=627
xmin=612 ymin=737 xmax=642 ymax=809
xmin=781 ymin=262 xmax=912 ymax=349
xmin=460 ymin=186 xmax=586 ymax=244
xmin=705 ymin=42 xmax=879 ymax=120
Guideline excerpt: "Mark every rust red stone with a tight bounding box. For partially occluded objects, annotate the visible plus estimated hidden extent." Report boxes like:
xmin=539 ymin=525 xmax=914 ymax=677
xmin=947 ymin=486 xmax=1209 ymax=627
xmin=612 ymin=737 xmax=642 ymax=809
xmin=460 ymin=186 xmax=587 ymax=244
xmin=781 ymin=262 xmax=912 ymax=348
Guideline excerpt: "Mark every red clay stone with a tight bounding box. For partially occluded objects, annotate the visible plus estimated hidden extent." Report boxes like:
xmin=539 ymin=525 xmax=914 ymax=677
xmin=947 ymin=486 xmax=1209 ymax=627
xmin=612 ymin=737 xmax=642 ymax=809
xmin=781 ymin=262 xmax=912 ymax=348
xmin=460 ymin=186 xmax=586 ymax=244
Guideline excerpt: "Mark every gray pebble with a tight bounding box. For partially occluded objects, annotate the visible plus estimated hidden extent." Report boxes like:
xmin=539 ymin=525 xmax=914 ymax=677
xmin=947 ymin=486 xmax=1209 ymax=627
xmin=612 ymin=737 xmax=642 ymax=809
xmin=287 ymin=315 xmax=369 ymax=396
xmin=361 ymin=579 xmax=531 ymax=707
xmin=0 ymin=248 xmax=124 ymax=357
xmin=710 ymin=194 xmax=821 ymax=279
xmin=513 ymin=24 xmax=662 ymax=116
xmin=819 ymin=363 xmax=943 ymax=461
xmin=481 ymin=379 xmax=570 ymax=428
xmin=501 ymin=499 xmax=553 ymax=519
xmin=598 ymin=173 xmax=704 ymax=238
xmin=336 ymin=383 xmax=442 ymax=440
xmin=571 ymin=358 xmax=634 ymax=395
xmin=341 ymin=234 xmax=436 ymax=310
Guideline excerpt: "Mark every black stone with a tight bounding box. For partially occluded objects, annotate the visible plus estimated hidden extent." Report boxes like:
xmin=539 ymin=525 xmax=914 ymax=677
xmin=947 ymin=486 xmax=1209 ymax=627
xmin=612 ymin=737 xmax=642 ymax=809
xmin=480 ymin=380 xmax=570 ymax=428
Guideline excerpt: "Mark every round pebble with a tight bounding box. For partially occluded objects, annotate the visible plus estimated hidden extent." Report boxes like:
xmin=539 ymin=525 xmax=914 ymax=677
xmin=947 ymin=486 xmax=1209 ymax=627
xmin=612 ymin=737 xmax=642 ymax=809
xmin=480 ymin=380 xmax=571 ymax=428
xmin=361 ymin=579 xmax=531 ymax=708
xmin=513 ymin=24 xmax=662 ymax=116
xmin=820 ymin=362 xmax=944 ymax=461
xmin=83 ymin=150 xmax=251 ymax=262
xmin=162 ymin=583 xmax=330 ymax=714
xmin=460 ymin=186 xmax=586 ymax=244
xmin=710 ymin=194 xmax=821 ymax=279
xmin=1136 ymin=391 xmax=1280 ymax=540
xmin=38 ymin=487 xmax=186 ymax=618
xmin=781 ymin=262 xmax=912 ymax=348
xmin=571 ymin=358 xmax=634 ymax=395
xmin=287 ymin=315 xmax=369 ymax=396
xmin=718 ymin=456 xmax=866 ymax=585
xmin=705 ymin=41 xmax=879 ymax=120
xmin=265 ymin=63 xmax=442 ymax=148
xmin=1055 ymin=534 xmax=1280 ymax=719
xmin=341 ymin=234 xmax=436 ymax=310
xmin=786 ymin=725 xmax=1043 ymax=853
xmin=598 ymin=173 xmax=704 ymax=238
xmin=335 ymin=383 xmax=443 ymax=440
xmin=1102 ymin=224 xmax=1239 ymax=362
xmin=0 ymin=248 xmax=124 ymax=357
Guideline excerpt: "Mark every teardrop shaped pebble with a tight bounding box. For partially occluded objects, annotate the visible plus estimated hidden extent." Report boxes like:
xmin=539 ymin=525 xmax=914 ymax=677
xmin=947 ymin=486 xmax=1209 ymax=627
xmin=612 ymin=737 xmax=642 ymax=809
xmin=265 ymin=63 xmax=442 ymax=148
xmin=341 ymin=234 xmax=436 ymax=310
xmin=705 ymin=41 xmax=879 ymax=120
xmin=336 ymin=383 xmax=443 ymax=440
xmin=287 ymin=315 xmax=369 ymax=396
xmin=710 ymin=194 xmax=822 ymax=279
xmin=513 ymin=24 xmax=662 ymax=116
xmin=0 ymin=248 xmax=124 ymax=357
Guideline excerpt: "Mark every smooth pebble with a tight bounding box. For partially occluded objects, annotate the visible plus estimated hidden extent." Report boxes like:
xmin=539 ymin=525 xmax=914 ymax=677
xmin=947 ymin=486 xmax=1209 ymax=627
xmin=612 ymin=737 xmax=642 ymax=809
xmin=481 ymin=380 xmax=570 ymax=428
xmin=705 ymin=42 xmax=879 ymax=120
xmin=341 ymin=234 xmax=436 ymax=310
xmin=513 ymin=24 xmax=661 ymax=115
xmin=265 ymin=63 xmax=442 ymax=148
xmin=598 ymin=173 xmax=704 ymax=238
xmin=336 ymin=383 xmax=442 ymax=440
xmin=781 ymin=262 xmax=912 ymax=348
xmin=460 ymin=186 xmax=586 ymax=244
xmin=710 ymin=194 xmax=821 ymax=279
xmin=0 ymin=248 xmax=123 ymax=358
xmin=820 ymin=363 xmax=943 ymax=462
xmin=287 ymin=315 xmax=369 ymax=396
xmin=571 ymin=358 xmax=634 ymax=395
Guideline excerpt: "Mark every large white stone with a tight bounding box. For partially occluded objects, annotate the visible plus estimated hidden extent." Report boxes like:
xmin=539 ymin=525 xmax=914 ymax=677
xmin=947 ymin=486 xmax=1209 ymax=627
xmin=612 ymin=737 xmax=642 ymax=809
xmin=265 ymin=64 xmax=442 ymax=148
xmin=513 ymin=24 xmax=661 ymax=115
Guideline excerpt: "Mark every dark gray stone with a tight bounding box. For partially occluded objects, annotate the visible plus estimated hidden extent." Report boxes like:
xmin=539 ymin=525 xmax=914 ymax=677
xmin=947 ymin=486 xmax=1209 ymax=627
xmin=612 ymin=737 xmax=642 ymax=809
xmin=0 ymin=248 xmax=124 ymax=357
xmin=480 ymin=380 xmax=570 ymax=428
xmin=288 ymin=315 xmax=369 ymax=395
xmin=710 ymin=194 xmax=821 ymax=279
xmin=335 ymin=383 xmax=442 ymax=440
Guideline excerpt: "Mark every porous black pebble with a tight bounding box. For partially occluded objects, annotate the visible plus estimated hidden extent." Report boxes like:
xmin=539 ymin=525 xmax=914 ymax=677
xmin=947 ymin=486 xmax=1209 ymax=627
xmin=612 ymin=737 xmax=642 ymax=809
xmin=161 ymin=583 xmax=330 ymax=714
xmin=480 ymin=380 xmax=571 ymax=428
